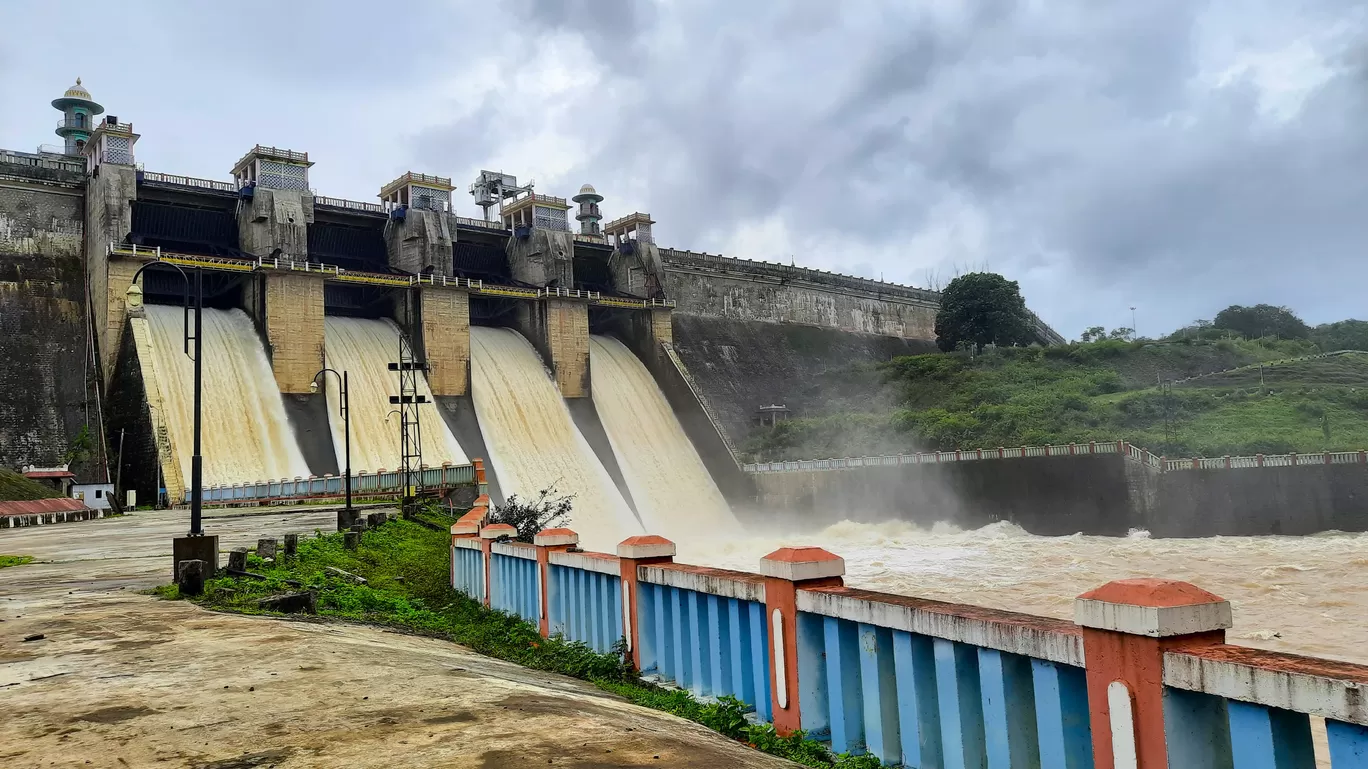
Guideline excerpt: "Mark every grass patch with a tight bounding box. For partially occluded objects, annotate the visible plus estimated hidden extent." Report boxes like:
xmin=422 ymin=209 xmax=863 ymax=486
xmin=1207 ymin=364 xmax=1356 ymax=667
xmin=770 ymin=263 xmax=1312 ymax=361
xmin=0 ymin=469 xmax=62 ymax=502
xmin=0 ymin=555 xmax=34 ymax=569
xmin=743 ymin=341 xmax=1368 ymax=461
xmin=166 ymin=519 xmax=883 ymax=767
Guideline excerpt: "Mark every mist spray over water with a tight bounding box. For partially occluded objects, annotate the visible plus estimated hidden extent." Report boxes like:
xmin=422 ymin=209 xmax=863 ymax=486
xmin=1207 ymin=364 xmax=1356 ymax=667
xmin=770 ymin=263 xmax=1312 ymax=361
xmin=143 ymin=305 xmax=310 ymax=485
xmin=589 ymin=335 xmax=740 ymax=545
xmin=470 ymin=326 xmax=642 ymax=550
xmin=322 ymin=317 xmax=468 ymax=473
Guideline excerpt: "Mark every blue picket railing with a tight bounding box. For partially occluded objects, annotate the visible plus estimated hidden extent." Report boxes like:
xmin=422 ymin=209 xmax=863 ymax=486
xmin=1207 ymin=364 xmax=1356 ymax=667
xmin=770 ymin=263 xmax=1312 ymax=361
xmin=546 ymin=551 xmax=623 ymax=654
xmin=795 ymin=585 xmax=1091 ymax=766
xmin=1163 ymin=644 xmax=1368 ymax=768
xmin=636 ymin=564 xmax=771 ymax=721
xmin=489 ymin=543 xmax=539 ymax=624
xmin=451 ymin=539 xmax=484 ymax=600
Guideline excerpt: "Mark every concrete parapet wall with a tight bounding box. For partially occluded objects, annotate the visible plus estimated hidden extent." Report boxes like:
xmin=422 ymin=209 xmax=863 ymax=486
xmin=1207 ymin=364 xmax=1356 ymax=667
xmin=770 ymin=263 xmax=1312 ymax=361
xmin=751 ymin=453 xmax=1368 ymax=537
xmin=263 ymin=272 xmax=325 ymax=393
xmin=659 ymin=249 xmax=939 ymax=339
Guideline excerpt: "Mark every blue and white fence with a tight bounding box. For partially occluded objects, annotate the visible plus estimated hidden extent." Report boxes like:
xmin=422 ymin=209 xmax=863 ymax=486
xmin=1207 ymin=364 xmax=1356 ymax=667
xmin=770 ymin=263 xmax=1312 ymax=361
xmin=636 ymin=563 xmax=771 ymax=721
xmin=546 ymin=551 xmax=623 ymax=654
xmin=450 ymin=525 xmax=1368 ymax=767
xmin=489 ymin=542 xmax=539 ymax=624
xmin=451 ymin=538 xmax=484 ymax=600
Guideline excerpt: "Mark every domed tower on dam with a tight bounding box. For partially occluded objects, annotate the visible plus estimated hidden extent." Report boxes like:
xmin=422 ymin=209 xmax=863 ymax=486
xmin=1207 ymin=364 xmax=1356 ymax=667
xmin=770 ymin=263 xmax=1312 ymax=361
xmin=51 ymin=78 xmax=103 ymax=156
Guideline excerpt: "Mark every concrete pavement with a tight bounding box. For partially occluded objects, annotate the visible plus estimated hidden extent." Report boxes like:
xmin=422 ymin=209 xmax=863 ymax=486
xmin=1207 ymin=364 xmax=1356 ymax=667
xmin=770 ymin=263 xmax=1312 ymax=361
xmin=0 ymin=507 xmax=794 ymax=768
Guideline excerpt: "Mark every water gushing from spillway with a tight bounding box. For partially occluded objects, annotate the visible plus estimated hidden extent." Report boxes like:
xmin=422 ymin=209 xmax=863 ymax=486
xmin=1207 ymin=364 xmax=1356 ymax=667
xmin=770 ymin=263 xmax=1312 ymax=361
xmin=470 ymin=326 xmax=641 ymax=550
xmin=143 ymin=305 xmax=310 ymax=486
xmin=588 ymin=335 xmax=740 ymax=544
xmin=322 ymin=317 xmax=468 ymax=473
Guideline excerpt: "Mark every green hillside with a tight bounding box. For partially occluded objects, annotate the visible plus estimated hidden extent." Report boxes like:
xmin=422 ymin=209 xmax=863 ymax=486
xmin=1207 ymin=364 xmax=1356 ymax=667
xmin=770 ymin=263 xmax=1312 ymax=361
xmin=742 ymin=339 xmax=1368 ymax=461
xmin=0 ymin=468 xmax=63 ymax=502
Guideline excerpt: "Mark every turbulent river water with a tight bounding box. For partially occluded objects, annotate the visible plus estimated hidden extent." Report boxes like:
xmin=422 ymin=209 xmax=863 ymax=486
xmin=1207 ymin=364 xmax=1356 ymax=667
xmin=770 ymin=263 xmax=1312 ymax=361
xmin=703 ymin=520 xmax=1368 ymax=665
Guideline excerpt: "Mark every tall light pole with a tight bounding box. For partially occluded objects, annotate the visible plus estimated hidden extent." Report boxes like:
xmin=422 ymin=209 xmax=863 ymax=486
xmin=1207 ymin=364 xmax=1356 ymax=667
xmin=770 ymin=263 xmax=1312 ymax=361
xmin=1130 ymin=306 xmax=1138 ymax=341
xmin=311 ymin=368 xmax=352 ymax=525
xmin=127 ymin=261 xmax=216 ymax=577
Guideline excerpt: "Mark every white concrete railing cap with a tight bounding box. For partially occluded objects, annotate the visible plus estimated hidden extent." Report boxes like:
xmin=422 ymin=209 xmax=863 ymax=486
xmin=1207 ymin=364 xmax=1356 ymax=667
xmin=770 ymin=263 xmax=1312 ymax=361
xmin=480 ymin=523 xmax=517 ymax=540
xmin=534 ymin=528 xmax=579 ymax=547
xmin=759 ymin=546 xmax=845 ymax=582
xmin=1075 ymin=578 xmax=1232 ymax=638
xmin=617 ymin=535 xmax=676 ymax=560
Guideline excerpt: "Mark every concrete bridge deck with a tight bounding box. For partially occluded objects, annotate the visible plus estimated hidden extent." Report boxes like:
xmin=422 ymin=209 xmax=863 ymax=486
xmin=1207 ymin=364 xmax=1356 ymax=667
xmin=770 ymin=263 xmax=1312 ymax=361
xmin=0 ymin=508 xmax=794 ymax=768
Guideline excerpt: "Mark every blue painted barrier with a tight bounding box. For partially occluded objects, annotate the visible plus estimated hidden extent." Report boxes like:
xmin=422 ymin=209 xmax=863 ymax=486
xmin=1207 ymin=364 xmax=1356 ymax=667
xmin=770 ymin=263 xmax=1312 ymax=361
xmin=634 ymin=564 xmax=771 ymax=720
xmin=546 ymin=551 xmax=622 ymax=654
xmin=490 ymin=543 xmax=539 ymax=624
xmin=452 ymin=531 xmax=1368 ymax=768
xmin=451 ymin=539 xmax=483 ymax=600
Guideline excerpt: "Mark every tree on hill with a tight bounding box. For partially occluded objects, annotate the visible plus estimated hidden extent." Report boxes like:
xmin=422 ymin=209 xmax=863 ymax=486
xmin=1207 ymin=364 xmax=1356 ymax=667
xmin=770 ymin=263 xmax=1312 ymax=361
xmin=1213 ymin=304 xmax=1310 ymax=340
xmin=1313 ymin=319 xmax=1368 ymax=352
xmin=934 ymin=273 xmax=1033 ymax=353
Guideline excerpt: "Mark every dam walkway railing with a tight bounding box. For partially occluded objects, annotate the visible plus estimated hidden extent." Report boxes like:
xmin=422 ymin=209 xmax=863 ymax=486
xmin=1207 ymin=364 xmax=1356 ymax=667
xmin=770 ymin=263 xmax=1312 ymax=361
xmin=185 ymin=462 xmax=473 ymax=506
xmin=108 ymin=243 xmax=676 ymax=310
xmin=451 ymin=512 xmax=1368 ymax=767
xmin=744 ymin=439 xmax=1368 ymax=475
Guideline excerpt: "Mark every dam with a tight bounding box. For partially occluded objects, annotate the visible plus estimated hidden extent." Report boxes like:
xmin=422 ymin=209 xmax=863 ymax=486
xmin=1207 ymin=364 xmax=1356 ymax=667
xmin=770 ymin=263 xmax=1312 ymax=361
xmin=3 ymin=79 xmax=1368 ymax=769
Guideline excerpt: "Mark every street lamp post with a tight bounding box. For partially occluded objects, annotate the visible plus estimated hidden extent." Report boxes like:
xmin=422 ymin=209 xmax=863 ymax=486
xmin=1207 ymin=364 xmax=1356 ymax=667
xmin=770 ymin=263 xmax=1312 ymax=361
xmin=311 ymin=368 xmax=352 ymax=527
xmin=127 ymin=261 xmax=217 ymax=577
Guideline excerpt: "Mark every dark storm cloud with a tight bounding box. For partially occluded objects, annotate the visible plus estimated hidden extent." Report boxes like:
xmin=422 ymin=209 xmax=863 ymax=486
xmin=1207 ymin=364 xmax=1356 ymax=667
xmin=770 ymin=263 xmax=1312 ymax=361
xmin=488 ymin=0 xmax=1368 ymax=337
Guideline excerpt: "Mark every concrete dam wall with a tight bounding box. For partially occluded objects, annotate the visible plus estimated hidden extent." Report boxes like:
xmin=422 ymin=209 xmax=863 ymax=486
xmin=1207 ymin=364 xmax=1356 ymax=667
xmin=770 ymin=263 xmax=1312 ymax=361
xmin=750 ymin=453 xmax=1368 ymax=536
xmin=0 ymin=163 xmax=89 ymax=471
xmin=669 ymin=314 xmax=935 ymax=447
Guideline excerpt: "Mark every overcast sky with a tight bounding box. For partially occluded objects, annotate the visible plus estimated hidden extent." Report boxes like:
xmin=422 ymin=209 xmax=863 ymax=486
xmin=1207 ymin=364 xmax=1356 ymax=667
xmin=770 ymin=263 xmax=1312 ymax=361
xmin=3 ymin=0 xmax=1365 ymax=339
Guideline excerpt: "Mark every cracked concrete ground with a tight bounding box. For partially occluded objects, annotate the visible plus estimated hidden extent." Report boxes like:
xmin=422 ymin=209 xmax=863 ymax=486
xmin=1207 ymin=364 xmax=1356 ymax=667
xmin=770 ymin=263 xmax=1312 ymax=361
xmin=0 ymin=507 xmax=795 ymax=768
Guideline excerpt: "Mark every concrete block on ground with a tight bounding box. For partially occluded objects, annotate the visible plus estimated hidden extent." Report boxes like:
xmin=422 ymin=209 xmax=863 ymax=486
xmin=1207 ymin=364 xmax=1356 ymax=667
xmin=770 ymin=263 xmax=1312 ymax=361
xmin=283 ymin=533 xmax=298 ymax=558
xmin=345 ymin=531 xmax=360 ymax=551
xmin=256 ymin=538 xmax=278 ymax=562
xmin=177 ymin=559 xmax=207 ymax=597
xmin=366 ymin=513 xmax=382 ymax=529
xmin=227 ymin=548 xmax=248 ymax=572
xmin=172 ymin=534 xmax=219 ymax=580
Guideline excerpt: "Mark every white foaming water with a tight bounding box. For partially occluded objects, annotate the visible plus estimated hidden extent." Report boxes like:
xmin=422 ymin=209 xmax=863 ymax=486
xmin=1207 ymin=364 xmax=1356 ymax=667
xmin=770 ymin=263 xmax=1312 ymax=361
xmin=143 ymin=305 xmax=310 ymax=486
xmin=322 ymin=317 xmax=468 ymax=473
xmin=589 ymin=335 xmax=741 ymax=544
xmin=470 ymin=327 xmax=642 ymax=550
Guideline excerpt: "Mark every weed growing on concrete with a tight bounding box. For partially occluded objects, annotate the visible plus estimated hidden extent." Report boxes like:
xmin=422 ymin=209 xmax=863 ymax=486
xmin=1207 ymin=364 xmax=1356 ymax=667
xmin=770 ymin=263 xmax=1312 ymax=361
xmin=0 ymin=554 xmax=34 ymax=568
xmin=172 ymin=520 xmax=893 ymax=767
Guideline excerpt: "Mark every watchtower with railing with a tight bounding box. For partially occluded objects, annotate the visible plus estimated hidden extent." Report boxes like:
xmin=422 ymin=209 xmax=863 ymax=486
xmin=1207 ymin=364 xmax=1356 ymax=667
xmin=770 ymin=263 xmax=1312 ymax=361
xmin=381 ymin=172 xmax=457 ymax=277
xmin=231 ymin=145 xmax=313 ymax=192
xmin=380 ymin=172 xmax=454 ymax=212
xmin=51 ymin=78 xmax=104 ymax=156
